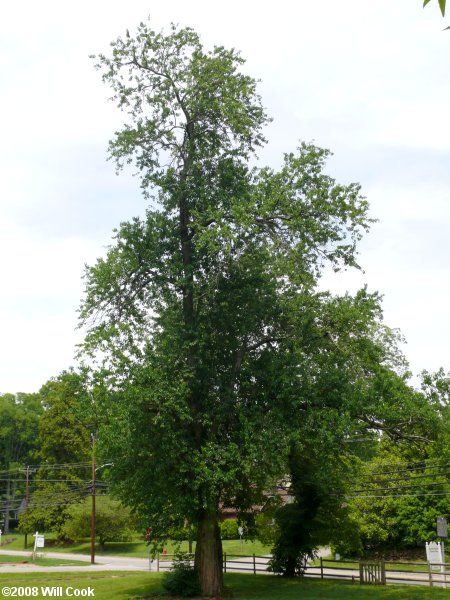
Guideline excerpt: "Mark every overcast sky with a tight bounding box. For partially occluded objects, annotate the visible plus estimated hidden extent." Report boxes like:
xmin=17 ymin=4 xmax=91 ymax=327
xmin=1 ymin=0 xmax=449 ymax=393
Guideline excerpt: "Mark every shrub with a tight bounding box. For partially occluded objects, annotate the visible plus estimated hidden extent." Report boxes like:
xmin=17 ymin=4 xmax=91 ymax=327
xmin=162 ymin=553 xmax=201 ymax=598
xmin=219 ymin=518 xmax=239 ymax=540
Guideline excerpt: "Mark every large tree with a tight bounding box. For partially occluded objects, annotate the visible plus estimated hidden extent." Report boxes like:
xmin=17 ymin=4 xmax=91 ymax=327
xmin=80 ymin=23 xmax=412 ymax=596
xmin=18 ymin=371 xmax=94 ymax=539
xmin=0 ymin=392 xmax=42 ymax=533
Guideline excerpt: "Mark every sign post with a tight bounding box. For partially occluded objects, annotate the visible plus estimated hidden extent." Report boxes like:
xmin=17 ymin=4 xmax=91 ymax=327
xmin=437 ymin=517 xmax=448 ymax=587
xmin=145 ymin=527 xmax=153 ymax=571
xmin=32 ymin=531 xmax=44 ymax=560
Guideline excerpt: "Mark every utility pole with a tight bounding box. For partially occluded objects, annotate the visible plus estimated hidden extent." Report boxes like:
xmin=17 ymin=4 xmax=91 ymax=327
xmin=91 ymin=434 xmax=96 ymax=565
xmin=24 ymin=466 xmax=30 ymax=549
xmin=19 ymin=465 xmax=34 ymax=548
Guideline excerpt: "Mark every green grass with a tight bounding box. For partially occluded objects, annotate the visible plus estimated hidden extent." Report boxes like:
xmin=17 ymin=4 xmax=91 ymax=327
xmin=0 ymin=554 xmax=88 ymax=567
xmin=0 ymin=571 xmax=449 ymax=599
xmin=1 ymin=533 xmax=270 ymax=558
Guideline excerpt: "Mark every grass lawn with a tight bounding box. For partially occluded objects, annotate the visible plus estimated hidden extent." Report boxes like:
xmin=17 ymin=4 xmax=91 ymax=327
xmin=0 ymin=571 xmax=449 ymax=599
xmin=1 ymin=533 xmax=270 ymax=559
xmin=0 ymin=554 xmax=88 ymax=567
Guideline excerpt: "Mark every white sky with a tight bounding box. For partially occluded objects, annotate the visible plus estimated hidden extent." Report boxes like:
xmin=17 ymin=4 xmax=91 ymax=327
xmin=1 ymin=0 xmax=449 ymax=392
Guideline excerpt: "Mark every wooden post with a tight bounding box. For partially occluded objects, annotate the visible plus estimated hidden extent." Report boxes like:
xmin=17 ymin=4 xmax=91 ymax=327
xmin=428 ymin=562 xmax=433 ymax=587
xmin=253 ymin=554 xmax=256 ymax=574
xmin=320 ymin=556 xmax=323 ymax=579
xmin=24 ymin=466 xmax=30 ymax=549
xmin=157 ymin=553 xmax=160 ymax=572
xmin=90 ymin=435 xmax=96 ymax=565
xmin=223 ymin=552 xmax=227 ymax=573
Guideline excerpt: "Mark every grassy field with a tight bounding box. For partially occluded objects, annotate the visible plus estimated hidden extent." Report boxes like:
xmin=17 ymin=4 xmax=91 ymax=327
xmin=0 ymin=554 xmax=88 ymax=567
xmin=0 ymin=571 xmax=449 ymax=599
xmin=1 ymin=533 xmax=270 ymax=558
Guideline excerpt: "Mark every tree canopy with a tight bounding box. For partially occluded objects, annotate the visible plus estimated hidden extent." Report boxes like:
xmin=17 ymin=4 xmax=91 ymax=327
xmin=18 ymin=371 xmax=94 ymax=539
xmin=79 ymin=22 xmax=432 ymax=596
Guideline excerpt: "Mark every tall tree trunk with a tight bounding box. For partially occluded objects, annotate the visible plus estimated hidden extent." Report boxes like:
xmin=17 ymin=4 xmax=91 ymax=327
xmin=195 ymin=505 xmax=224 ymax=597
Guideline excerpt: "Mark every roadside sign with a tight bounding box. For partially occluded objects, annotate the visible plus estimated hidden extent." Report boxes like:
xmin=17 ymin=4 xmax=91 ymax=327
xmin=437 ymin=517 xmax=448 ymax=538
xmin=426 ymin=541 xmax=443 ymax=570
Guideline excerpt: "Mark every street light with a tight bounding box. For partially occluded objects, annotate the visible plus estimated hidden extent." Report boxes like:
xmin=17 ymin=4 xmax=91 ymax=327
xmin=90 ymin=463 xmax=114 ymax=563
xmin=90 ymin=433 xmax=113 ymax=564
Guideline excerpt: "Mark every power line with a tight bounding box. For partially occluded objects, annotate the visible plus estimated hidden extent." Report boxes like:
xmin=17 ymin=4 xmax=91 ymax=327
xmin=346 ymin=491 xmax=450 ymax=499
xmin=364 ymin=461 xmax=450 ymax=477
xmin=350 ymin=480 xmax=450 ymax=494
xmin=369 ymin=472 xmax=450 ymax=484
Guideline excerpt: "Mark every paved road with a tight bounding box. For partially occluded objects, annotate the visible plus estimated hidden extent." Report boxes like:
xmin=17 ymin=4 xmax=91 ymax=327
xmin=0 ymin=549 xmax=150 ymax=572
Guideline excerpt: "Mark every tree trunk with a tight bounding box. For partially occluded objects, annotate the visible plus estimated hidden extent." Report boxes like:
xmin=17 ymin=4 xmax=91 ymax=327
xmin=195 ymin=506 xmax=224 ymax=597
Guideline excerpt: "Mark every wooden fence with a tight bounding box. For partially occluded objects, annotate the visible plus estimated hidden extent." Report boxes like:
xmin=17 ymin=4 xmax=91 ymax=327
xmin=155 ymin=553 xmax=450 ymax=587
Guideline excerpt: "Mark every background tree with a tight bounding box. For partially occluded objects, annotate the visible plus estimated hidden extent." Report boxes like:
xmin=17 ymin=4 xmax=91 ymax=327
xmin=266 ymin=289 xmax=436 ymax=574
xmin=0 ymin=392 xmax=42 ymax=532
xmin=61 ymin=496 xmax=133 ymax=552
xmin=80 ymin=23 xmax=421 ymax=596
xmin=343 ymin=441 xmax=450 ymax=557
xmin=38 ymin=370 xmax=92 ymax=466
xmin=19 ymin=371 xmax=95 ymax=540
xmin=338 ymin=367 xmax=450 ymax=560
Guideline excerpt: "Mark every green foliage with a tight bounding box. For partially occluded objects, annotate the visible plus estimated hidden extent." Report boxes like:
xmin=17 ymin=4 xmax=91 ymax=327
xmin=0 ymin=392 xmax=43 ymax=531
xmin=162 ymin=553 xmax=201 ymax=598
xmin=18 ymin=482 xmax=79 ymax=538
xmin=269 ymin=445 xmax=344 ymax=576
xmin=424 ymin=0 xmax=446 ymax=17
xmin=219 ymin=519 xmax=239 ymax=540
xmin=255 ymin=498 xmax=281 ymax=547
xmin=166 ymin=522 xmax=197 ymax=542
xmin=79 ymin=20 xmax=435 ymax=596
xmin=268 ymin=505 xmax=315 ymax=577
xmin=344 ymin=434 xmax=450 ymax=557
xmin=18 ymin=370 xmax=96 ymax=538
xmin=37 ymin=370 xmax=92 ymax=466
xmin=61 ymin=496 xmax=133 ymax=551
xmin=424 ymin=0 xmax=450 ymax=28
xmin=0 ymin=392 xmax=42 ymax=468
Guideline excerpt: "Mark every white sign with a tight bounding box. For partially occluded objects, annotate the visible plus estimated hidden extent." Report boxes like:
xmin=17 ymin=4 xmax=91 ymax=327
xmin=238 ymin=527 xmax=243 ymax=537
xmin=36 ymin=535 xmax=45 ymax=548
xmin=426 ymin=541 xmax=443 ymax=570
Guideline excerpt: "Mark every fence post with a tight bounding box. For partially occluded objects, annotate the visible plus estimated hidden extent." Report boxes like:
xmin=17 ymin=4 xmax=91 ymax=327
xmin=320 ymin=556 xmax=323 ymax=579
xmin=359 ymin=561 xmax=363 ymax=584
xmin=381 ymin=560 xmax=386 ymax=585
xmin=253 ymin=554 xmax=256 ymax=574
xmin=157 ymin=553 xmax=160 ymax=572
xmin=428 ymin=562 xmax=433 ymax=587
xmin=224 ymin=552 xmax=227 ymax=573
